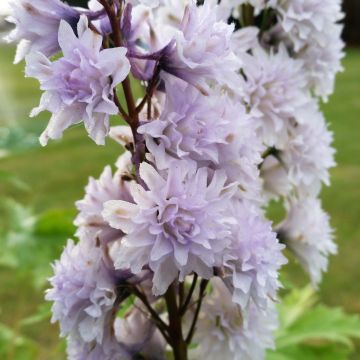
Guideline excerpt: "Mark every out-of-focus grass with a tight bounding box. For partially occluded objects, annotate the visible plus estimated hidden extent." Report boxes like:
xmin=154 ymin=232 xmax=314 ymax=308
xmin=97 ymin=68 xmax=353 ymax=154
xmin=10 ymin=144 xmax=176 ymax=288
xmin=0 ymin=44 xmax=359 ymax=358
xmin=320 ymin=49 xmax=360 ymax=313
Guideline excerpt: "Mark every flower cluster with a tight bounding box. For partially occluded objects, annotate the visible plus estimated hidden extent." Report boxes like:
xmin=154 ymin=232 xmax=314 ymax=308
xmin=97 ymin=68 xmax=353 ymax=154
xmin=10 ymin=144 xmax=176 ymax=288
xmin=274 ymin=0 xmax=344 ymax=100
xmin=9 ymin=0 xmax=342 ymax=358
xmin=194 ymin=278 xmax=278 ymax=360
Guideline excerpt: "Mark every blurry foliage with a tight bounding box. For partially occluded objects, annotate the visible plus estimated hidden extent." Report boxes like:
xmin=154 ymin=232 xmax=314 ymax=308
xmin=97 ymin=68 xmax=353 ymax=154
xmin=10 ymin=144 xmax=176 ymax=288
xmin=0 ymin=126 xmax=39 ymax=158
xmin=268 ymin=286 xmax=360 ymax=359
xmin=0 ymin=175 xmax=74 ymax=359
xmin=0 ymin=197 xmax=75 ymax=289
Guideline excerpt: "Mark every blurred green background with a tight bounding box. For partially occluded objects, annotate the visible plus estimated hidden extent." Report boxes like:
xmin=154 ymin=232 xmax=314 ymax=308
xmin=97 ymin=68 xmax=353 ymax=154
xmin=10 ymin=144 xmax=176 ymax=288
xmin=0 ymin=2 xmax=360 ymax=360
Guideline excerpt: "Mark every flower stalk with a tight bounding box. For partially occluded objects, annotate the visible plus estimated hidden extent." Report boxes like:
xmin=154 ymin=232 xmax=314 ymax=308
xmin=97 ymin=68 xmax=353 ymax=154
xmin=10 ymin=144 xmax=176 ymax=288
xmin=8 ymin=0 xmax=343 ymax=358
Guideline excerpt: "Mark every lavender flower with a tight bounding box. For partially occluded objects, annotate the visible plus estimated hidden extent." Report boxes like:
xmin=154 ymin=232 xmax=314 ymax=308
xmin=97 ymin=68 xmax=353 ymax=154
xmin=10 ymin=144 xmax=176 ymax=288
xmin=277 ymin=197 xmax=337 ymax=286
xmin=25 ymin=16 xmax=131 ymax=146
xmin=103 ymin=161 xmax=236 ymax=295
xmin=223 ymin=200 xmax=287 ymax=310
xmin=75 ymin=160 xmax=133 ymax=247
xmin=161 ymin=1 xmax=241 ymax=92
xmin=139 ymin=76 xmax=263 ymax=200
xmin=46 ymin=239 xmax=125 ymax=343
xmin=193 ymin=278 xmax=278 ymax=360
xmin=6 ymin=0 xmax=80 ymax=63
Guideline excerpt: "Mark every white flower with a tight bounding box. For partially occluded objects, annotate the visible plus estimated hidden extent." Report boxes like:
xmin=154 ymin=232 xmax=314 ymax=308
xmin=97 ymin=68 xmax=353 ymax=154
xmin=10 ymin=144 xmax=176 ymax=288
xmin=103 ymin=161 xmax=236 ymax=295
xmin=280 ymin=105 xmax=336 ymax=196
xmin=223 ymin=200 xmax=287 ymax=310
xmin=242 ymin=45 xmax=309 ymax=148
xmin=230 ymin=26 xmax=260 ymax=59
xmin=277 ymin=197 xmax=337 ymax=286
xmin=298 ymin=23 xmax=344 ymax=100
xmin=276 ymin=0 xmax=344 ymax=99
xmin=155 ymin=0 xmax=227 ymax=27
xmin=128 ymin=0 xmax=162 ymax=8
xmin=193 ymin=278 xmax=278 ymax=360
xmin=277 ymin=0 xmax=343 ymax=51
xmin=260 ymin=154 xmax=291 ymax=200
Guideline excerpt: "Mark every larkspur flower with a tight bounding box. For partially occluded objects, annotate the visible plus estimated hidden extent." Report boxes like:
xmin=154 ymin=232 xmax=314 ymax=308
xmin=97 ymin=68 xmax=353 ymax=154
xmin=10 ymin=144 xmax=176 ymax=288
xmin=242 ymin=45 xmax=309 ymax=148
xmin=230 ymin=27 xmax=260 ymax=59
xmin=155 ymin=0 xmax=227 ymax=27
xmin=6 ymin=0 xmax=80 ymax=63
xmin=277 ymin=0 xmax=343 ymax=52
xmin=46 ymin=239 xmax=128 ymax=343
xmin=193 ymin=278 xmax=278 ymax=360
xmin=128 ymin=0 xmax=163 ymax=7
xmin=25 ymin=16 xmax=131 ymax=146
xmin=103 ymin=161 xmax=236 ymax=295
xmin=21 ymin=0 xmax=343 ymax=355
xmin=160 ymin=1 xmax=241 ymax=92
xmin=279 ymin=106 xmax=336 ymax=195
xmin=298 ymin=23 xmax=344 ymax=100
xmin=116 ymin=309 xmax=166 ymax=359
xmin=276 ymin=0 xmax=344 ymax=99
xmin=75 ymin=159 xmax=133 ymax=247
xmin=260 ymin=154 xmax=291 ymax=200
xmin=139 ymin=77 xmax=241 ymax=167
xmin=277 ymin=197 xmax=337 ymax=286
xmin=155 ymin=0 xmax=191 ymax=28
xmin=120 ymin=3 xmax=174 ymax=81
xmin=139 ymin=76 xmax=263 ymax=199
xmin=66 ymin=330 xmax=129 ymax=360
xmin=222 ymin=200 xmax=287 ymax=310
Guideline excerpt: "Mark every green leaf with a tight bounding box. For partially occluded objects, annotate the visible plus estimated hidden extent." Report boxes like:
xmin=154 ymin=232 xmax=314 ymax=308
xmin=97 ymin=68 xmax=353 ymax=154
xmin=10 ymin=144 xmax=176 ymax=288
xmin=268 ymin=344 xmax=351 ymax=360
xmin=276 ymin=305 xmax=360 ymax=349
xmin=35 ymin=208 xmax=76 ymax=237
xmin=277 ymin=285 xmax=318 ymax=331
xmin=117 ymin=295 xmax=136 ymax=318
xmin=269 ymin=286 xmax=360 ymax=359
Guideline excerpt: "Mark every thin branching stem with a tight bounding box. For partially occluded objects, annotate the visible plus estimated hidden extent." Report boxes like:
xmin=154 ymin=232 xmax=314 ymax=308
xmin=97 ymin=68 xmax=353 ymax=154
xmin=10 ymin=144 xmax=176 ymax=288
xmin=186 ymin=279 xmax=209 ymax=345
xmin=130 ymin=286 xmax=171 ymax=343
xmin=180 ymin=274 xmax=198 ymax=316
